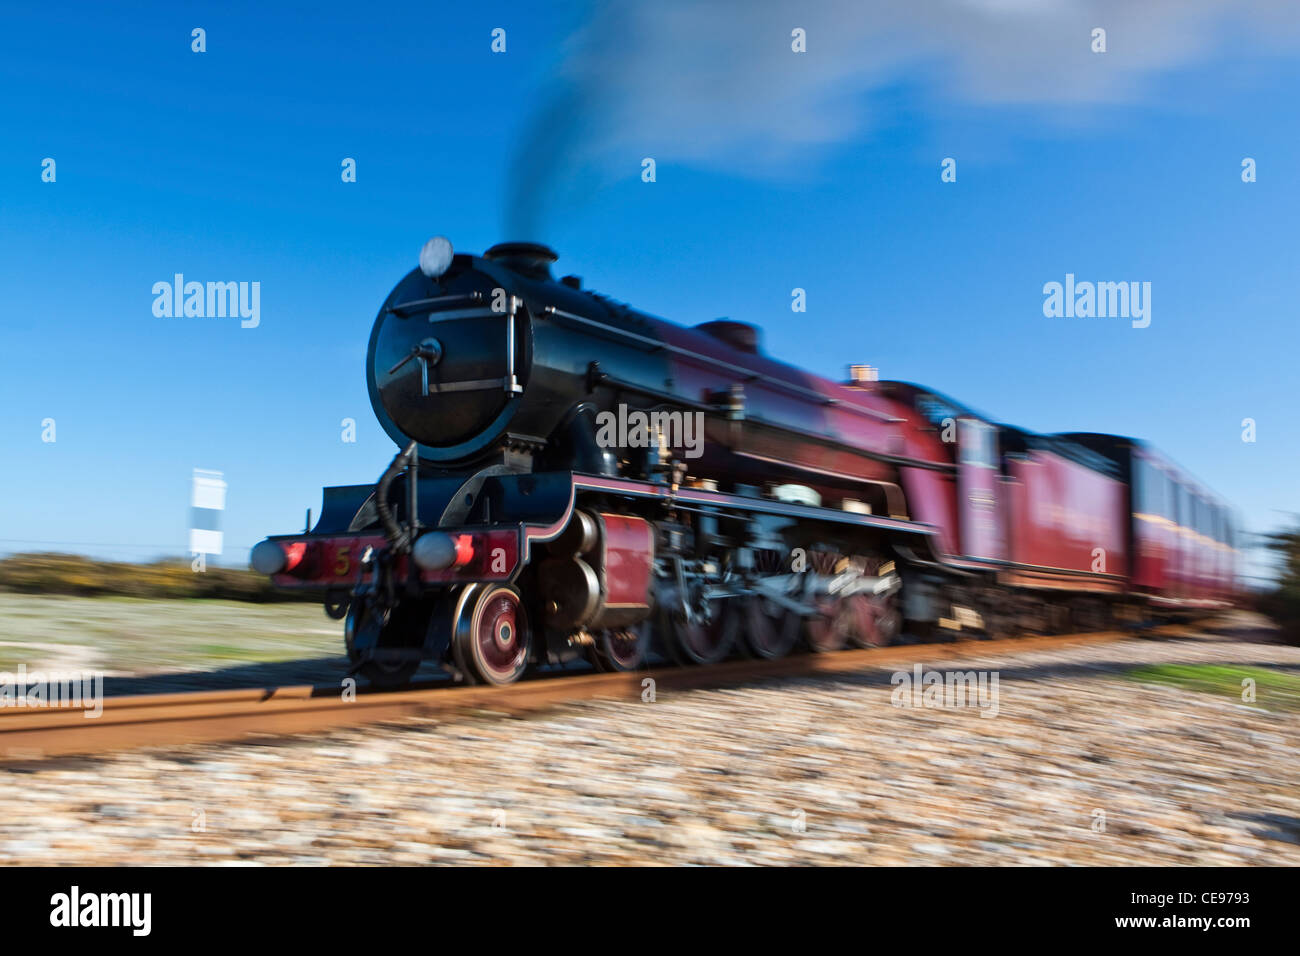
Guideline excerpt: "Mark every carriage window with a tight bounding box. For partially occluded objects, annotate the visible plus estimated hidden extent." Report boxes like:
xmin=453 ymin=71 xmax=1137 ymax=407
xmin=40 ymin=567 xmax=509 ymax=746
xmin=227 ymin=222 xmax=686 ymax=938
xmin=958 ymin=420 xmax=997 ymax=469
xmin=1138 ymin=459 xmax=1167 ymax=518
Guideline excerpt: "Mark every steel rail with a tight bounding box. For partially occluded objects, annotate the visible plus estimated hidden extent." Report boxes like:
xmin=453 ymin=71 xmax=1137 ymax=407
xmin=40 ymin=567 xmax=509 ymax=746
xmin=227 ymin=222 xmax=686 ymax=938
xmin=0 ymin=625 xmax=1198 ymax=761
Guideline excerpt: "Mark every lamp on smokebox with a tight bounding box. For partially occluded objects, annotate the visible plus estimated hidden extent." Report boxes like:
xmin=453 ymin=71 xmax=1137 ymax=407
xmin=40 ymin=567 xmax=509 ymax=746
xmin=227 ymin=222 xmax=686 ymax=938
xmin=419 ymin=236 xmax=454 ymax=278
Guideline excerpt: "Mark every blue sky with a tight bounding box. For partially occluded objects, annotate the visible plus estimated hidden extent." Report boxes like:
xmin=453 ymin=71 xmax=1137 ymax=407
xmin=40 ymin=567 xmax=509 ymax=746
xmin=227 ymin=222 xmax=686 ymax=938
xmin=1 ymin=1 xmax=1296 ymax=583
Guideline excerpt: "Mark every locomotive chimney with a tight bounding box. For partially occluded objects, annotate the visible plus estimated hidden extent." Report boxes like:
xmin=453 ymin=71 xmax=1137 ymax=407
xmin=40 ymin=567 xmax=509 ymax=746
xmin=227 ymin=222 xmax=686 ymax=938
xmin=484 ymin=241 xmax=559 ymax=280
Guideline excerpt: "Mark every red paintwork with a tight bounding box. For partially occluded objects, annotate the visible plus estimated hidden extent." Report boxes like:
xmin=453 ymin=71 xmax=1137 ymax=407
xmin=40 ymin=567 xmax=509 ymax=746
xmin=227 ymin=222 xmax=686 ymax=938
xmin=652 ymin=320 xmax=950 ymax=489
xmin=898 ymin=467 xmax=960 ymax=556
xmin=271 ymin=534 xmax=384 ymax=587
xmin=599 ymin=513 xmax=654 ymax=609
xmin=271 ymin=529 xmax=520 ymax=588
xmin=648 ymin=317 xmax=1239 ymax=604
xmin=1005 ymin=451 xmax=1127 ymax=582
xmin=645 ymin=318 xmax=1236 ymax=604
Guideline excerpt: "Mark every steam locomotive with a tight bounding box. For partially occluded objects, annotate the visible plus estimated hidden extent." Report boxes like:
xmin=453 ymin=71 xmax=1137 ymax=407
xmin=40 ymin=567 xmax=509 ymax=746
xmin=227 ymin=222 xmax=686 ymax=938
xmin=251 ymin=238 xmax=1238 ymax=686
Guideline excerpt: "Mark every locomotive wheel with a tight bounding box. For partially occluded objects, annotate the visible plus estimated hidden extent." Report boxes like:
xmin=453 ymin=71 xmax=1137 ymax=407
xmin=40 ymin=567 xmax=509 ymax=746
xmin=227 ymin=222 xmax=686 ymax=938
xmin=983 ymin=609 xmax=1017 ymax=640
xmin=739 ymin=595 xmax=800 ymax=660
xmin=347 ymin=598 xmax=425 ymax=688
xmin=846 ymin=593 xmax=902 ymax=649
xmin=345 ymin=598 xmax=384 ymax=661
xmin=875 ymin=595 xmax=902 ymax=646
xmin=590 ymin=624 xmax=651 ymax=672
xmin=804 ymin=595 xmax=853 ymax=653
xmin=664 ymin=598 xmax=735 ymax=666
xmin=452 ymin=584 xmax=531 ymax=685
xmin=324 ymin=589 xmax=350 ymax=621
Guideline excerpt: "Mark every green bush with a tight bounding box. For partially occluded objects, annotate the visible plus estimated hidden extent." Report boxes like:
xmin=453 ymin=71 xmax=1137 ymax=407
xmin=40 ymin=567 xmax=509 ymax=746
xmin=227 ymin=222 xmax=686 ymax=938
xmin=0 ymin=553 xmax=315 ymax=603
xmin=1258 ymin=526 xmax=1300 ymax=643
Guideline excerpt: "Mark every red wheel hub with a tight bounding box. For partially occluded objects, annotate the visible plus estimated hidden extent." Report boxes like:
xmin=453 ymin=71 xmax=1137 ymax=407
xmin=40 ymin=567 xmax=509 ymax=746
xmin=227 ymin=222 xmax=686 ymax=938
xmin=476 ymin=591 xmax=526 ymax=680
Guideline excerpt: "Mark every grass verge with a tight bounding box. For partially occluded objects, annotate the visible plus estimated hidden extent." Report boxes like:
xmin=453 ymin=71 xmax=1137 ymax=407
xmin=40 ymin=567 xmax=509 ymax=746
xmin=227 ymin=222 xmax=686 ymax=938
xmin=1124 ymin=663 xmax=1300 ymax=712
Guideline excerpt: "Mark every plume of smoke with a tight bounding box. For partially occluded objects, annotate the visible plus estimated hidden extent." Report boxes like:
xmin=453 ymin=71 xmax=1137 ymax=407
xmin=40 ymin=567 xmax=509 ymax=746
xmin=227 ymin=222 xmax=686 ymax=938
xmin=504 ymin=0 xmax=1300 ymax=239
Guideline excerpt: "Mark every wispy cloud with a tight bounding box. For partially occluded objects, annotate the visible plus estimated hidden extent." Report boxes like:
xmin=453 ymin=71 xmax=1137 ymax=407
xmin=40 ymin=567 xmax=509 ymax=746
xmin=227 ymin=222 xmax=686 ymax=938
xmin=505 ymin=0 xmax=1300 ymax=237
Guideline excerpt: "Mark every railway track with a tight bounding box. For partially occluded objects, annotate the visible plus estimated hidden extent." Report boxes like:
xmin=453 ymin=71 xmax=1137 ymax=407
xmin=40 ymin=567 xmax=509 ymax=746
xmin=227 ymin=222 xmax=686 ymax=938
xmin=0 ymin=624 xmax=1201 ymax=761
